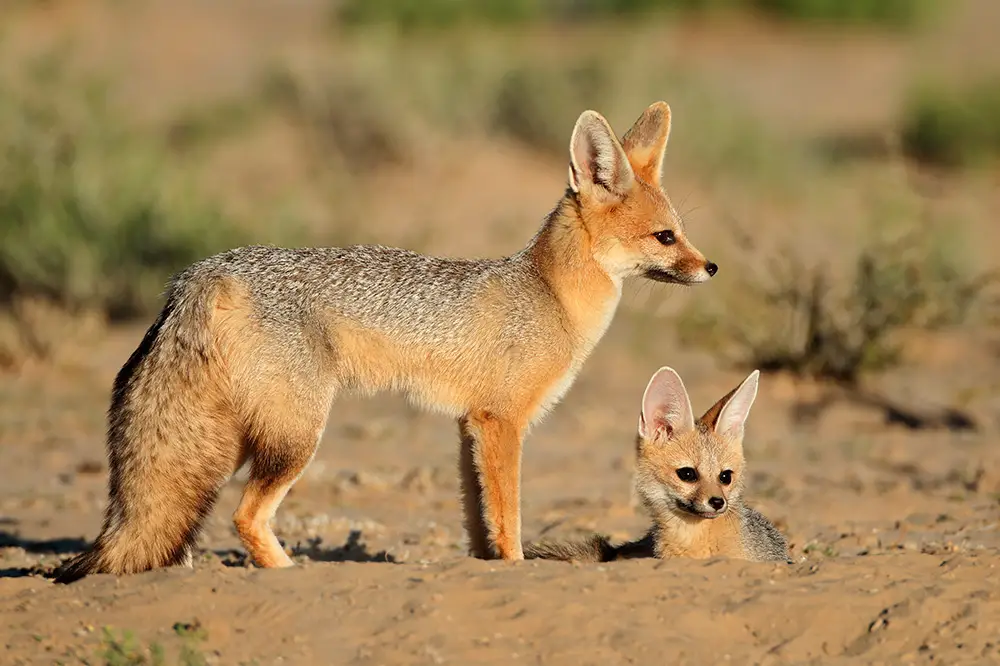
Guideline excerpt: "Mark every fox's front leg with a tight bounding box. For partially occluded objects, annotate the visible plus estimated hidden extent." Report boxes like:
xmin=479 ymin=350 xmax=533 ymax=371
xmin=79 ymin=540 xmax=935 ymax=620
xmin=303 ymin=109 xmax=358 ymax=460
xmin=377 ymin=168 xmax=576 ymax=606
xmin=458 ymin=411 xmax=524 ymax=560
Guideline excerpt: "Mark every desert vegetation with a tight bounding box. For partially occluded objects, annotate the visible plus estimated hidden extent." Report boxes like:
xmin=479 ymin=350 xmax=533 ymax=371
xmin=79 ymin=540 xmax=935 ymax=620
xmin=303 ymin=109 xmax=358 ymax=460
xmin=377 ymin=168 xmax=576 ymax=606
xmin=336 ymin=0 xmax=936 ymax=29
xmin=676 ymin=183 xmax=996 ymax=386
xmin=1 ymin=0 xmax=994 ymax=406
xmin=901 ymin=77 xmax=1000 ymax=167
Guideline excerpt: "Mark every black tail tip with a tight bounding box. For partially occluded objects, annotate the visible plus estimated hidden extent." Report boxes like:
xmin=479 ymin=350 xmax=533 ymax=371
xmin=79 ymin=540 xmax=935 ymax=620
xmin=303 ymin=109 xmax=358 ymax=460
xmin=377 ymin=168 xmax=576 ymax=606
xmin=52 ymin=551 xmax=100 ymax=585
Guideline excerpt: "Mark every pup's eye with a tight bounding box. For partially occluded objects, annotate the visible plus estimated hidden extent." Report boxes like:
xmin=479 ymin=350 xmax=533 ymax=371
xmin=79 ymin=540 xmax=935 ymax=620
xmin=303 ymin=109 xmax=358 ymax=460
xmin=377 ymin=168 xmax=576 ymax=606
xmin=653 ymin=230 xmax=675 ymax=245
xmin=676 ymin=467 xmax=698 ymax=482
xmin=719 ymin=470 xmax=733 ymax=485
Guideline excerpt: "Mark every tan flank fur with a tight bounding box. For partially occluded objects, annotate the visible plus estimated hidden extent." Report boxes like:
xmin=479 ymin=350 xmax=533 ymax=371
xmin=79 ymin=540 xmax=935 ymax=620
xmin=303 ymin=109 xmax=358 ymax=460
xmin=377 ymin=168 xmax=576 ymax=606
xmin=55 ymin=102 xmax=717 ymax=583
xmin=526 ymin=368 xmax=790 ymax=563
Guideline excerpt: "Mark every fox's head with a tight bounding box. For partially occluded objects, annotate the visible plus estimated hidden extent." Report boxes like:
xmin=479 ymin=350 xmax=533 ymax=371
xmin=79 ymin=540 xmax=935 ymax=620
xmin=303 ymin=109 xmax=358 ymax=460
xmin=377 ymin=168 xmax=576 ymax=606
xmin=633 ymin=367 xmax=760 ymax=521
xmin=566 ymin=102 xmax=716 ymax=286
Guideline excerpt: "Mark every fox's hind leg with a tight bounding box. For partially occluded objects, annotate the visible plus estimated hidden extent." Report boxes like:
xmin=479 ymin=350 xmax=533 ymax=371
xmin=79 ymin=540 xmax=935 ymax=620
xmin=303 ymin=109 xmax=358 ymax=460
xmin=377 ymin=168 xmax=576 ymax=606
xmin=459 ymin=411 xmax=524 ymax=561
xmin=458 ymin=424 xmax=491 ymax=558
xmin=233 ymin=398 xmax=330 ymax=569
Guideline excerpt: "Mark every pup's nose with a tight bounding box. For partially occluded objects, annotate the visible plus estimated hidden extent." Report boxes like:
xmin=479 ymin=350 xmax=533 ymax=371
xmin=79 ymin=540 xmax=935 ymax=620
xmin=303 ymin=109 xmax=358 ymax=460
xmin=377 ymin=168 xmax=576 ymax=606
xmin=705 ymin=261 xmax=718 ymax=277
xmin=708 ymin=496 xmax=726 ymax=511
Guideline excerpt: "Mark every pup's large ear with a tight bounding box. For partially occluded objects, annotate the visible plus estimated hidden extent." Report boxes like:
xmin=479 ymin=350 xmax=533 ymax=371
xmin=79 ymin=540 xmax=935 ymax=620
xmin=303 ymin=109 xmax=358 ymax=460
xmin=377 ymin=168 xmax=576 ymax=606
xmin=699 ymin=370 xmax=760 ymax=442
xmin=568 ymin=110 xmax=634 ymax=200
xmin=621 ymin=101 xmax=671 ymax=187
xmin=637 ymin=366 xmax=695 ymax=441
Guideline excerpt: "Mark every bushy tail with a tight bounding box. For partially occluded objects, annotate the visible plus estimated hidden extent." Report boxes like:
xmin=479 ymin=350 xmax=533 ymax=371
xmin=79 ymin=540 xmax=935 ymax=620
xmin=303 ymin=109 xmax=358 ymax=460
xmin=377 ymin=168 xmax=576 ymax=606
xmin=55 ymin=274 xmax=240 ymax=584
xmin=524 ymin=534 xmax=617 ymax=563
xmin=524 ymin=531 xmax=656 ymax=564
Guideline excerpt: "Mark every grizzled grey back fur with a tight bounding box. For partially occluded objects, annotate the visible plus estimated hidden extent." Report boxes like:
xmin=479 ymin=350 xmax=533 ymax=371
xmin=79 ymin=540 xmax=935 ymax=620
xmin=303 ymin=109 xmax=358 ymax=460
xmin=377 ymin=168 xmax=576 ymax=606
xmin=176 ymin=244 xmax=543 ymax=344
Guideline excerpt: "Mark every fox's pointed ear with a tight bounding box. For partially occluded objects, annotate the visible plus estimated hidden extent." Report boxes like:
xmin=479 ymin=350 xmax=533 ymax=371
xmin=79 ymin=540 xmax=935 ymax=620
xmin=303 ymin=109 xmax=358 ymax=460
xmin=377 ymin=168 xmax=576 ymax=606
xmin=621 ymin=101 xmax=671 ymax=186
xmin=568 ymin=110 xmax=634 ymax=200
xmin=700 ymin=370 xmax=760 ymax=441
xmin=638 ymin=367 xmax=695 ymax=441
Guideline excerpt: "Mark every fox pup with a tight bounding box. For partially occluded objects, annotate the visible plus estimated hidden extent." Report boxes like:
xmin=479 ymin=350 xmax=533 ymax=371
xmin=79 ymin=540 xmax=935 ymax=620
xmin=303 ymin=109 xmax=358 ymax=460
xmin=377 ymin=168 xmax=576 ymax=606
xmin=55 ymin=102 xmax=717 ymax=583
xmin=526 ymin=367 xmax=789 ymax=563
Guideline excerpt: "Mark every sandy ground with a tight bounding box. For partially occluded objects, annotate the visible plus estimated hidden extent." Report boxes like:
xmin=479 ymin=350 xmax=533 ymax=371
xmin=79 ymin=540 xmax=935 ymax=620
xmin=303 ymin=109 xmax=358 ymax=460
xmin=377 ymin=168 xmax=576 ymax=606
xmin=2 ymin=317 xmax=999 ymax=665
xmin=2 ymin=0 xmax=1000 ymax=664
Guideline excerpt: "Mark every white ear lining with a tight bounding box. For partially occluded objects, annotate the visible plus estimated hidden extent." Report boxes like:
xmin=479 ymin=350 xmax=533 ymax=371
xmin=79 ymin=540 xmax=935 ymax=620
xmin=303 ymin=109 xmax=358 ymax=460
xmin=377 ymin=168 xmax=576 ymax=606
xmin=715 ymin=370 xmax=760 ymax=437
xmin=638 ymin=366 xmax=695 ymax=439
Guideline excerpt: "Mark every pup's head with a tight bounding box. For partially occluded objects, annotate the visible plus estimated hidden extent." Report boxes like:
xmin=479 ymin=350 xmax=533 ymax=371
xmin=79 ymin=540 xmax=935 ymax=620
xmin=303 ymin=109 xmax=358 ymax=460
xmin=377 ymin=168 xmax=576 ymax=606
xmin=566 ymin=102 xmax=716 ymax=286
xmin=634 ymin=367 xmax=760 ymax=521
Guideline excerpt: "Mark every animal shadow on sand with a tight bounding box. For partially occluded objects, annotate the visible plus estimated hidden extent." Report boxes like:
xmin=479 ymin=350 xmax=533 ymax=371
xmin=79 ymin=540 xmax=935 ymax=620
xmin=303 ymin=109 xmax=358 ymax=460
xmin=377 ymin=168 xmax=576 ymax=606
xmin=2 ymin=527 xmax=396 ymax=579
xmin=0 ymin=526 xmax=90 ymax=579
xmin=216 ymin=529 xmax=397 ymax=567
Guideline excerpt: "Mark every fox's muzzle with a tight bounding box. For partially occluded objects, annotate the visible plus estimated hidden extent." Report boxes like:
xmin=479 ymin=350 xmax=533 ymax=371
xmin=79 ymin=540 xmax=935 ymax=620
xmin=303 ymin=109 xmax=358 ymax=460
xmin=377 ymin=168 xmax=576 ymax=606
xmin=644 ymin=258 xmax=718 ymax=285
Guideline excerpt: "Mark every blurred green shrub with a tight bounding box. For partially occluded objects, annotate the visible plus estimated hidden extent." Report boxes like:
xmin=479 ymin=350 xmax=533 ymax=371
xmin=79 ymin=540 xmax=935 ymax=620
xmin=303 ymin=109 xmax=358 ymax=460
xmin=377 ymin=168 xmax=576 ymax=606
xmin=0 ymin=50 xmax=245 ymax=321
xmin=338 ymin=0 xmax=545 ymax=27
xmin=261 ymin=65 xmax=411 ymax=172
xmin=901 ymin=78 xmax=1000 ymax=168
xmin=336 ymin=0 xmax=934 ymax=28
xmin=493 ymin=61 xmax=611 ymax=152
xmin=262 ymin=39 xmax=799 ymax=187
xmin=752 ymin=0 xmax=932 ymax=27
xmin=676 ymin=200 xmax=994 ymax=385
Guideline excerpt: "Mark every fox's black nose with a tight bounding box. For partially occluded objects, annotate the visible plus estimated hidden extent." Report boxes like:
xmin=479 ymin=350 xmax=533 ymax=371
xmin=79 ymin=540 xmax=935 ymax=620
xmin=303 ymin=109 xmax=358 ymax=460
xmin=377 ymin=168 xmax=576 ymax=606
xmin=708 ymin=497 xmax=726 ymax=511
xmin=705 ymin=261 xmax=718 ymax=277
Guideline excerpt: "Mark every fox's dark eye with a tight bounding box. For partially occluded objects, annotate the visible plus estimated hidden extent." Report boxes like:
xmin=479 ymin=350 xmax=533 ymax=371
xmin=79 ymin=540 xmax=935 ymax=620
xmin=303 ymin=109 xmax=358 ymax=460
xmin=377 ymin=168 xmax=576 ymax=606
xmin=653 ymin=230 xmax=675 ymax=246
xmin=719 ymin=470 xmax=733 ymax=485
xmin=676 ymin=467 xmax=698 ymax=482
